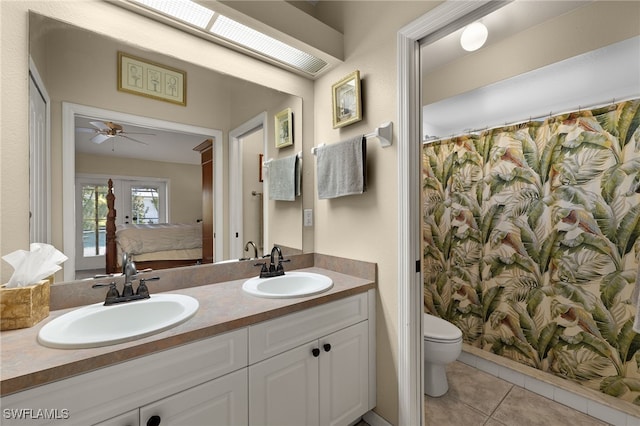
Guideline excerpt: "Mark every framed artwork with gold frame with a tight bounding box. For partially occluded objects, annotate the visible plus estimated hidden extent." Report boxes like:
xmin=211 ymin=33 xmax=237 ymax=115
xmin=332 ymin=70 xmax=362 ymax=128
xmin=274 ymin=108 xmax=293 ymax=148
xmin=118 ymin=51 xmax=186 ymax=106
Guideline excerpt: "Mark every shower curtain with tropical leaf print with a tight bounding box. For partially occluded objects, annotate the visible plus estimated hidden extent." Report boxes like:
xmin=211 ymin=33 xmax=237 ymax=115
xmin=423 ymin=99 xmax=640 ymax=404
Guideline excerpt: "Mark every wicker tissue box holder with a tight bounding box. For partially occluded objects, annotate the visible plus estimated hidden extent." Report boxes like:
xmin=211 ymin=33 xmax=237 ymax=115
xmin=0 ymin=276 xmax=51 ymax=331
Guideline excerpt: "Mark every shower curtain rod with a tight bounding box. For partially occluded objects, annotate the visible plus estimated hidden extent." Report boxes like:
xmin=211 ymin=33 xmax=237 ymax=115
xmin=423 ymin=96 xmax=637 ymax=145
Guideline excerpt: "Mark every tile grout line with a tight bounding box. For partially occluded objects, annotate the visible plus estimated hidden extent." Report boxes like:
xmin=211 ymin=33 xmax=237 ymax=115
xmin=483 ymin=382 xmax=515 ymax=422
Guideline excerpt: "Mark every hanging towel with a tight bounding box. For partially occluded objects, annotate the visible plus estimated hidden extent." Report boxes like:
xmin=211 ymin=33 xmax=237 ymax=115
xmin=268 ymin=153 xmax=300 ymax=201
xmin=316 ymin=135 xmax=366 ymax=199
xmin=633 ymin=265 xmax=640 ymax=333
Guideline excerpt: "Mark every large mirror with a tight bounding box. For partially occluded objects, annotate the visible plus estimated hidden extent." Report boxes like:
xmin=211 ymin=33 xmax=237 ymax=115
xmin=29 ymin=13 xmax=305 ymax=281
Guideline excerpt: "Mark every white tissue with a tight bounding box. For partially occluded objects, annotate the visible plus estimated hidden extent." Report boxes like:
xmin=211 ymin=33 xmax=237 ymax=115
xmin=2 ymin=243 xmax=68 ymax=288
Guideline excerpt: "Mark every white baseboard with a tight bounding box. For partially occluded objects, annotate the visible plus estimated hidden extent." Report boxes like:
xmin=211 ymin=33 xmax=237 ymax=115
xmin=362 ymin=410 xmax=392 ymax=426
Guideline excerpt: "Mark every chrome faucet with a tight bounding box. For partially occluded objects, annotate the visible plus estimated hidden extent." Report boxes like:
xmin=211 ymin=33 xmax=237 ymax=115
xmin=92 ymin=252 xmax=160 ymax=305
xmin=244 ymin=241 xmax=258 ymax=259
xmin=122 ymin=253 xmax=138 ymax=297
xmin=254 ymin=245 xmax=290 ymax=278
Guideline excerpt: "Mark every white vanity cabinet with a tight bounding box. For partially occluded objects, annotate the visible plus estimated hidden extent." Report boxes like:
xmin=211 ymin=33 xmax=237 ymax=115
xmin=1 ymin=289 xmax=375 ymax=426
xmin=248 ymin=291 xmax=375 ymax=426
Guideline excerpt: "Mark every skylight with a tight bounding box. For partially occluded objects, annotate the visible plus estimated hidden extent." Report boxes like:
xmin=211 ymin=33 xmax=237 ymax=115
xmin=210 ymin=15 xmax=327 ymax=74
xmin=127 ymin=0 xmax=328 ymax=75
xmin=132 ymin=0 xmax=214 ymax=28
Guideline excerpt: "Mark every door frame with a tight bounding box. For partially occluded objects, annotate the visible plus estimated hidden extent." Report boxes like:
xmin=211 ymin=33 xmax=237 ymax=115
xmin=396 ymin=2 xmax=502 ymax=424
xmin=228 ymin=112 xmax=268 ymax=260
xmin=62 ymin=102 xmax=222 ymax=280
xmin=28 ymin=56 xmax=51 ymax=244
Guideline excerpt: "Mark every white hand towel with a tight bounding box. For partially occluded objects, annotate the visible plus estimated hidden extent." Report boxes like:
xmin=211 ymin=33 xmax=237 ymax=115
xmin=316 ymin=135 xmax=366 ymax=199
xmin=268 ymin=154 xmax=299 ymax=201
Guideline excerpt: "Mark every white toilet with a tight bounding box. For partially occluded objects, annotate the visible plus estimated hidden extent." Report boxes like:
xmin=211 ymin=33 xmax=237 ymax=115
xmin=423 ymin=313 xmax=463 ymax=397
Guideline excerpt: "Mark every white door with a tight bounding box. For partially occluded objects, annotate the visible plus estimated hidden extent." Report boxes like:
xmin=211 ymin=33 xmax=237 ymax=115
xmin=139 ymin=369 xmax=248 ymax=426
xmin=29 ymin=69 xmax=50 ymax=243
xmin=319 ymin=321 xmax=369 ymax=426
xmin=75 ymin=178 xmax=110 ymax=271
xmin=249 ymin=342 xmax=320 ymax=426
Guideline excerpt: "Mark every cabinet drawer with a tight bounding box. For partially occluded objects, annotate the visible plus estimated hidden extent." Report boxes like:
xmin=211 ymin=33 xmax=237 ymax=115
xmin=1 ymin=328 xmax=248 ymax=426
xmin=249 ymin=293 xmax=368 ymax=364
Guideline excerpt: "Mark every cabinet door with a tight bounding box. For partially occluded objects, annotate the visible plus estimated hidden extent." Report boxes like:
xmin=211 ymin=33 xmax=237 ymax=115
xmin=249 ymin=342 xmax=319 ymax=426
xmin=319 ymin=321 xmax=369 ymax=426
xmin=139 ymin=369 xmax=247 ymax=426
xmin=93 ymin=409 xmax=139 ymax=426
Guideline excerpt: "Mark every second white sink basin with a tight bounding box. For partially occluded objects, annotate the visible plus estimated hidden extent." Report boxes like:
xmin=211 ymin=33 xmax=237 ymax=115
xmin=38 ymin=294 xmax=199 ymax=349
xmin=242 ymin=271 xmax=333 ymax=298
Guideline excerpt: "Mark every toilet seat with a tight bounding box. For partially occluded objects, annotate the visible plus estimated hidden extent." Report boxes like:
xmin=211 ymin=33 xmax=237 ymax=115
xmin=424 ymin=313 xmax=463 ymax=343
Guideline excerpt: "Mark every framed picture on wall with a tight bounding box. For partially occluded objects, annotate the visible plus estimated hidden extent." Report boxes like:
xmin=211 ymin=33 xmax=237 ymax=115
xmin=332 ymin=70 xmax=362 ymax=128
xmin=117 ymin=51 xmax=186 ymax=106
xmin=275 ymin=108 xmax=293 ymax=148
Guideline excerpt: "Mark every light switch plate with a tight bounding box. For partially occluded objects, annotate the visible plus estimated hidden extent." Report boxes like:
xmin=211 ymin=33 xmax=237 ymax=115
xmin=303 ymin=209 xmax=313 ymax=227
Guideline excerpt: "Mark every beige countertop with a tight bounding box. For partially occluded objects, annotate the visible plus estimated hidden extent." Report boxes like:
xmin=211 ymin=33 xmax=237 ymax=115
xmin=0 ymin=265 xmax=375 ymax=396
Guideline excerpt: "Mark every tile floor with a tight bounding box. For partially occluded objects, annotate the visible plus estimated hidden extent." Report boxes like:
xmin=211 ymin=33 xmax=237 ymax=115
xmin=424 ymin=361 xmax=609 ymax=426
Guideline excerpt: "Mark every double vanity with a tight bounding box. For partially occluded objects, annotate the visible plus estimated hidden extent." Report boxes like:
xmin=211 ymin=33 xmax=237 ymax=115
xmin=0 ymin=254 xmax=376 ymax=426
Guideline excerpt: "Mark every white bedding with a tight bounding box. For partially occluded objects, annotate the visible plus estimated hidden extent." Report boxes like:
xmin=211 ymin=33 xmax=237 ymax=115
xmin=116 ymin=223 xmax=202 ymax=255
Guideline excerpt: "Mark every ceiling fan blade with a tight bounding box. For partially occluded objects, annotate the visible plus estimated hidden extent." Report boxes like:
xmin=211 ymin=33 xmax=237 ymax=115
xmin=124 ymin=131 xmax=156 ymax=136
xmin=91 ymin=133 xmax=112 ymax=144
xmin=76 ymin=127 xmax=98 ymax=134
xmin=119 ymin=135 xmax=149 ymax=145
xmin=89 ymin=121 xmax=111 ymax=131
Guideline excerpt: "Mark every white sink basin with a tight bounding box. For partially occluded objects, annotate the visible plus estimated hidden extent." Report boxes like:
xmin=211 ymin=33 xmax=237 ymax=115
xmin=242 ymin=271 xmax=333 ymax=298
xmin=38 ymin=294 xmax=199 ymax=349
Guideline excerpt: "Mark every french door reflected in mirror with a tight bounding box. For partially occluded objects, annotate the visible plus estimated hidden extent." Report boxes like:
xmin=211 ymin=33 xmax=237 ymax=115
xmin=75 ymin=176 xmax=167 ymax=272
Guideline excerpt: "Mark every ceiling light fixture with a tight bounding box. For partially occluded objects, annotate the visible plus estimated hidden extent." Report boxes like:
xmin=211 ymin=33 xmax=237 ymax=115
xmin=460 ymin=22 xmax=488 ymax=52
xmin=126 ymin=0 xmax=328 ymax=75
xmin=210 ymin=15 xmax=327 ymax=74
xmin=132 ymin=0 xmax=214 ymax=28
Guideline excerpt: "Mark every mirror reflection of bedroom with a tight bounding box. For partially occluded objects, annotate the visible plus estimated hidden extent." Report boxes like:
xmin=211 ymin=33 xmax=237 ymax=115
xmin=29 ymin=13 xmax=304 ymax=281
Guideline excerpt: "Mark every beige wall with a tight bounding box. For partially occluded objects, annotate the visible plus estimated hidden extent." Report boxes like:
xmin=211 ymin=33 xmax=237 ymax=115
xmin=311 ymin=1 xmax=440 ymax=422
xmin=76 ymin=153 xmax=202 ymax=224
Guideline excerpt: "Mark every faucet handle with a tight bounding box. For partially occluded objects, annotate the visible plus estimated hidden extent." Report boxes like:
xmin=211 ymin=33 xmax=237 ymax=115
xmin=136 ymin=276 xmax=159 ymax=298
xmin=254 ymin=262 xmax=269 ymax=277
xmin=92 ymin=281 xmax=119 ymax=301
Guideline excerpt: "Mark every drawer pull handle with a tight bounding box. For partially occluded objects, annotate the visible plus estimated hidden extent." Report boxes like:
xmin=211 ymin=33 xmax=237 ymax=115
xmin=323 ymin=343 xmax=332 ymax=352
xmin=147 ymin=415 xmax=161 ymax=426
xmin=312 ymin=348 xmax=320 ymax=357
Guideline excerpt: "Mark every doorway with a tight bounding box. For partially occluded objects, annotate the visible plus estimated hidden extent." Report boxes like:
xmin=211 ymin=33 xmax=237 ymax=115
xmin=229 ymin=112 xmax=268 ymax=260
xmin=74 ymin=176 xmax=169 ymax=275
xmin=62 ymin=102 xmax=222 ymax=281
xmin=399 ymin=1 xmax=639 ymax=424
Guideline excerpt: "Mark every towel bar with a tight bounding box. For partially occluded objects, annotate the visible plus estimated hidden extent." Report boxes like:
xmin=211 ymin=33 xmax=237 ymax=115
xmin=311 ymin=121 xmax=393 ymax=155
xmin=263 ymin=151 xmax=302 ymax=168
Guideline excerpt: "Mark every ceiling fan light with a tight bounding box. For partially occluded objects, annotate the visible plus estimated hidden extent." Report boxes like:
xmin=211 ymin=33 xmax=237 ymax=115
xmin=460 ymin=22 xmax=488 ymax=52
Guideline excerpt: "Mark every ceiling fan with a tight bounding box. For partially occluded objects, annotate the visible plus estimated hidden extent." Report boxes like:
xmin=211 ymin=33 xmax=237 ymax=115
xmin=76 ymin=121 xmax=155 ymax=145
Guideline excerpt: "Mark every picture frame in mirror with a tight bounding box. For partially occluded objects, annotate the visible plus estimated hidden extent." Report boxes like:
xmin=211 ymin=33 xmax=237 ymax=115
xmin=275 ymin=108 xmax=293 ymax=148
xmin=117 ymin=51 xmax=186 ymax=106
